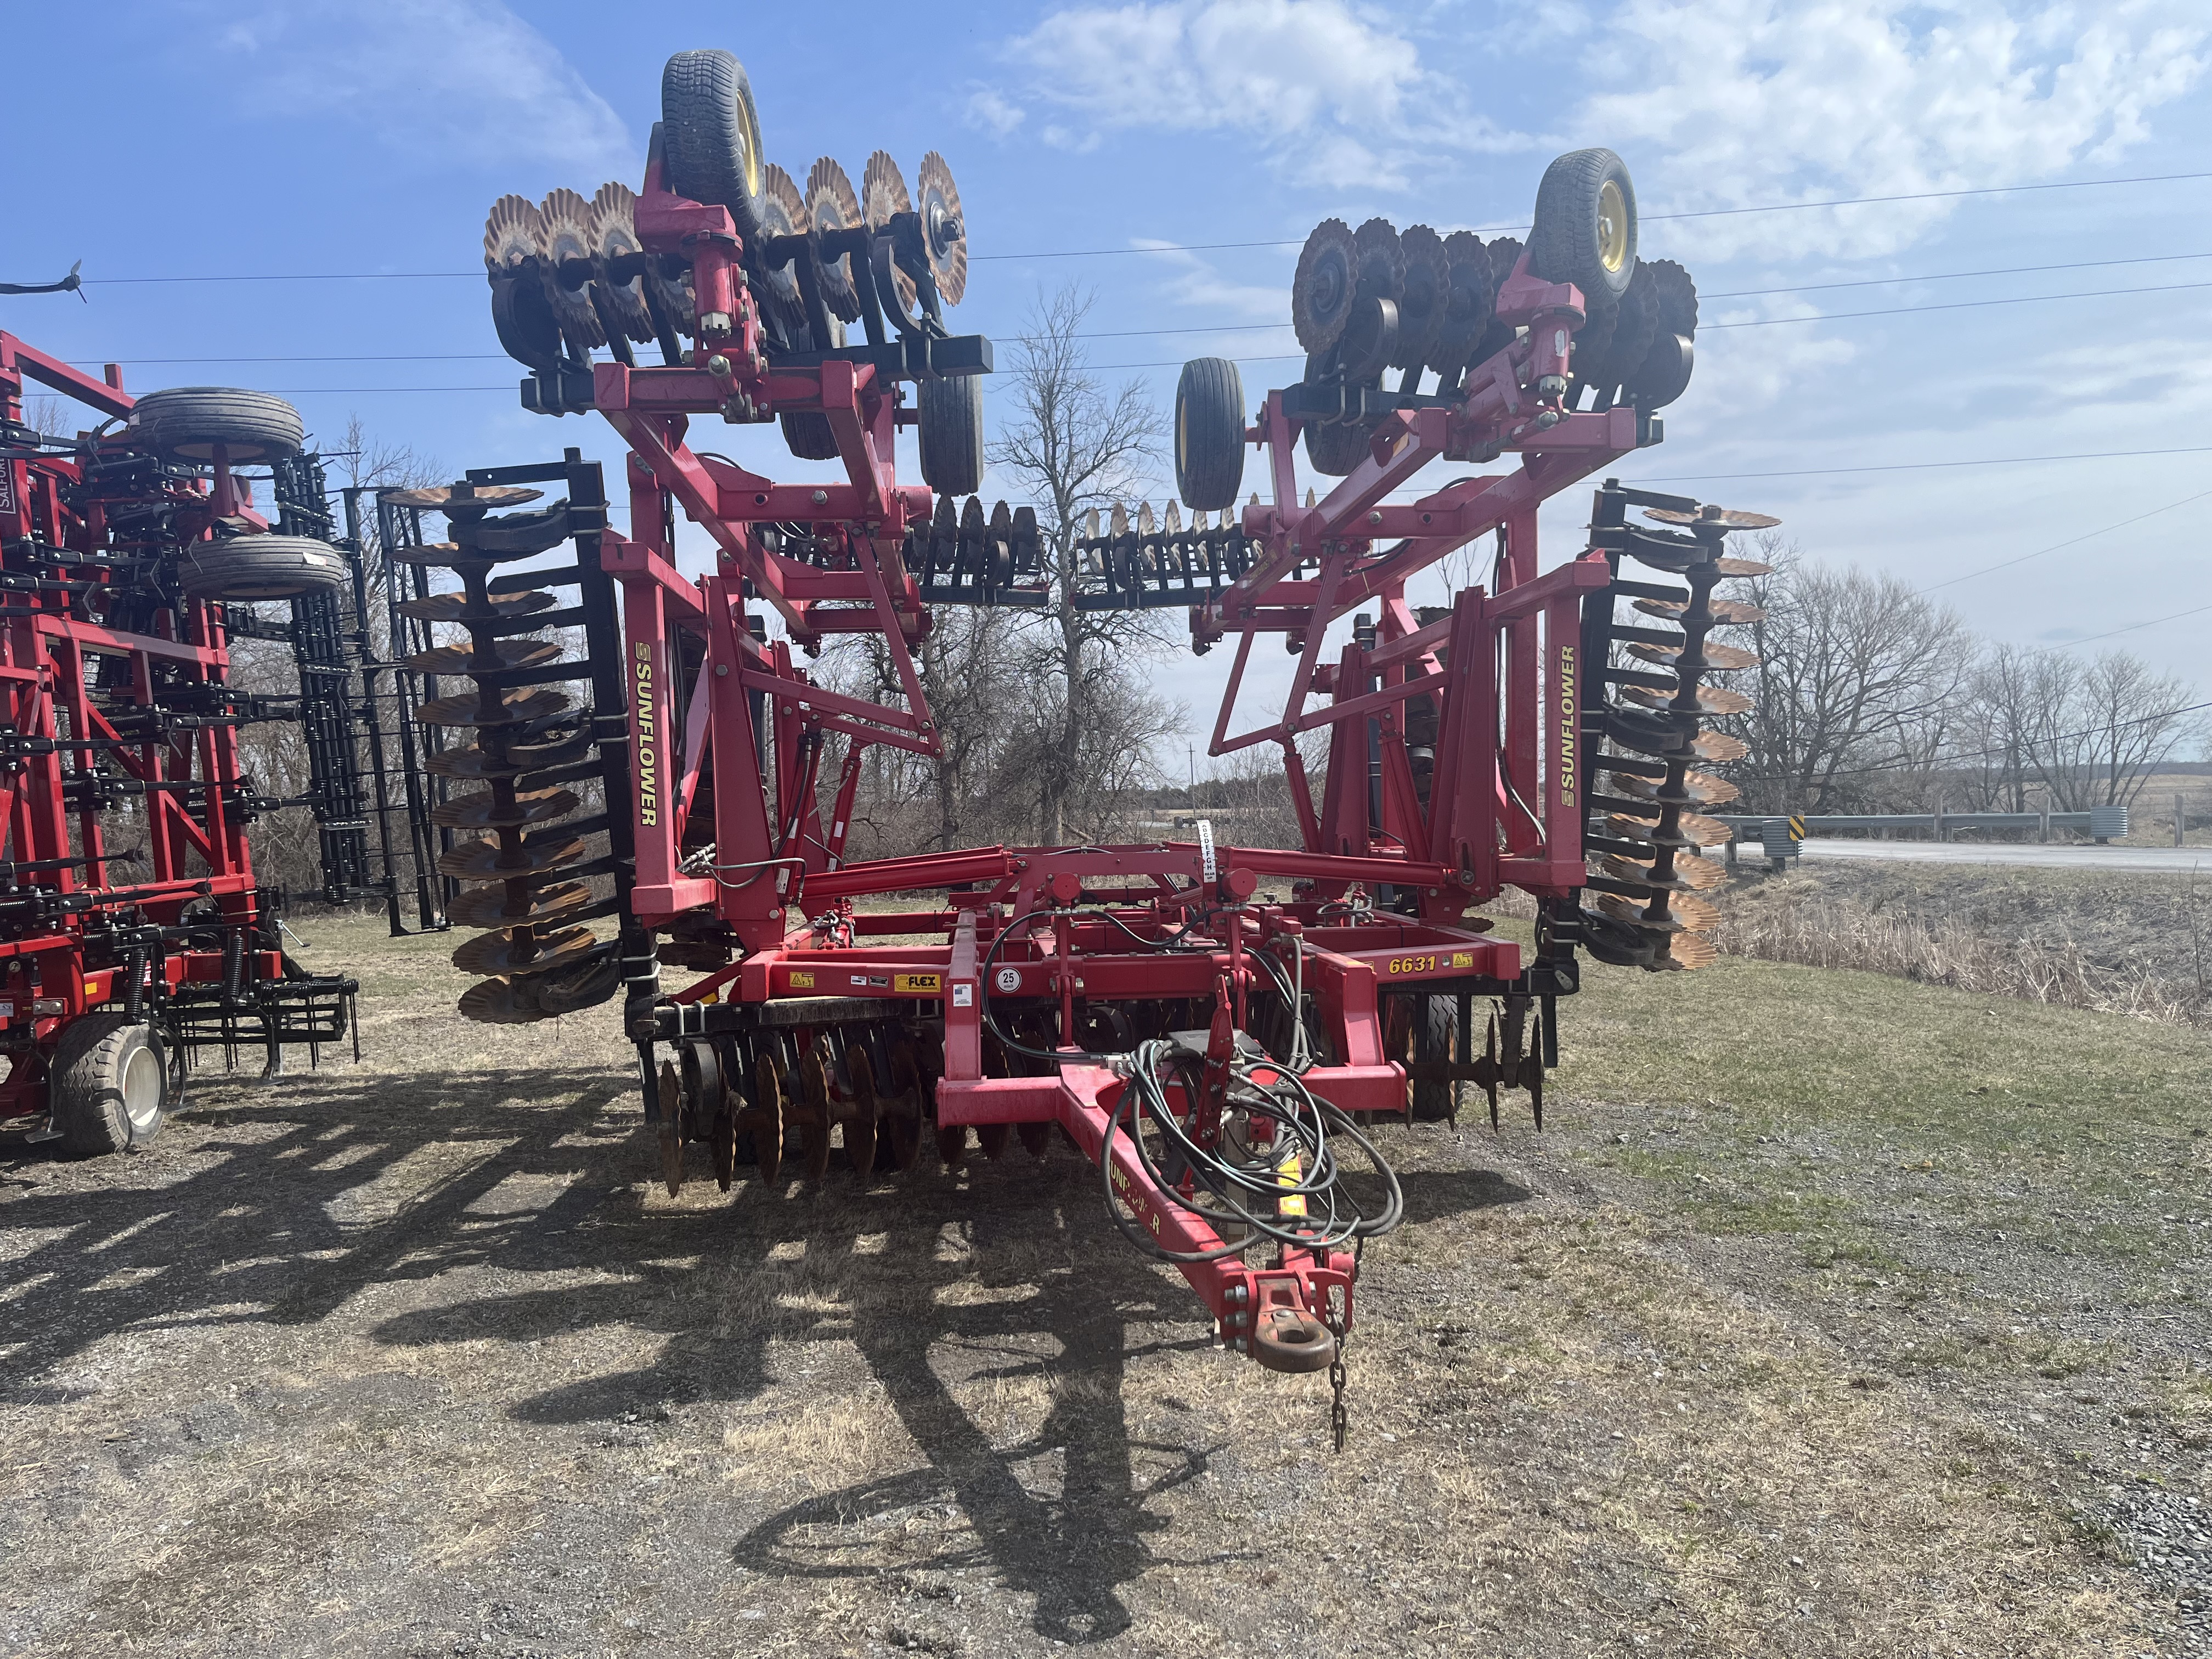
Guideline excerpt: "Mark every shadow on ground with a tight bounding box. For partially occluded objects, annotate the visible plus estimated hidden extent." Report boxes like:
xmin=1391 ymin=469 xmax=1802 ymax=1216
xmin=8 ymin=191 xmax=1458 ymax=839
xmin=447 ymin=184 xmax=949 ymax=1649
xmin=4 ymin=1065 xmax=1532 ymax=1645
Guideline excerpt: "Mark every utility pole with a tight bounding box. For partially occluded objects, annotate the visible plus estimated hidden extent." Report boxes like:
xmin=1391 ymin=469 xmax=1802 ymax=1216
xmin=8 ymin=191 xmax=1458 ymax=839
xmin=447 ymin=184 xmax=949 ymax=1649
xmin=1187 ymin=741 xmax=1195 ymax=796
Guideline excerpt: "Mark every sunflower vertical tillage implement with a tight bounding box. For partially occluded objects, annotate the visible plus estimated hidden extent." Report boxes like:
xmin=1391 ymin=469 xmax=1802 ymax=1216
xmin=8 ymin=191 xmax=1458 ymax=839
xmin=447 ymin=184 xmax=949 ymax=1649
xmin=456 ymin=48 xmax=1774 ymax=1442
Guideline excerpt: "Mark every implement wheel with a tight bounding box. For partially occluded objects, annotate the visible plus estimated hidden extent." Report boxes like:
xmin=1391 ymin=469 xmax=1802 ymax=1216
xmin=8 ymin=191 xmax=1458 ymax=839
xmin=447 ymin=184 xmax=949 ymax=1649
xmin=659 ymin=50 xmax=769 ymax=240
xmin=917 ymin=374 xmax=984 ymax=496
xmin=179 ymin=535 xmax=347 ymax=602
xmin=126 ymin=387 xmax=303 ymax=464
xmin=50 ymin=1015 xmax=167 ymax=1156
xmin=1529 ymin=149 xmax=1637 ymax=306
xmin=1173 ymin=357 xmax=1245 ymax=511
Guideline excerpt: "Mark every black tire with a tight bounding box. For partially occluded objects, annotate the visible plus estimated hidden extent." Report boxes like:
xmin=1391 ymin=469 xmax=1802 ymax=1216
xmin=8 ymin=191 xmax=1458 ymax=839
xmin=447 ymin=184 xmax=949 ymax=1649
xmin=917 ymin=374 xmax=984 ymax=496
xmin=1580 ymin=260 xmax=1658 ymax=396
xmin=1304 ymin=416 xmax=1371 ymax=477
xmin=1406 ymin=994 xmax=1457 ymax=1122
xmin=660 ymin=49 xmax=769 ymax=241
xmin=179 ymin=534 xmax=347 ymax=602
xmin=1173 ymin=357 xmax=1245 ymax=510
xmin=1528 ymin=149 xmax=1637 ymax=304
xmin=781 ymin=412 xmax=840 ymax=460
xmin=126 ymin=387 xmax=303 ymax=465
xmin=50 ymin=1014 xmax=167 ymax=1155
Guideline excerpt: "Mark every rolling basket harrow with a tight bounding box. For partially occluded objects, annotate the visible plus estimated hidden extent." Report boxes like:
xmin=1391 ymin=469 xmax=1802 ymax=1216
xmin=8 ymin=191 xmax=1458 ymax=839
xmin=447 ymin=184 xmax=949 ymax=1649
xmin=415 ymin=48 xmax=1778 ymax=1439
xmin=0 ymin=333 xmax=366 ymax=1154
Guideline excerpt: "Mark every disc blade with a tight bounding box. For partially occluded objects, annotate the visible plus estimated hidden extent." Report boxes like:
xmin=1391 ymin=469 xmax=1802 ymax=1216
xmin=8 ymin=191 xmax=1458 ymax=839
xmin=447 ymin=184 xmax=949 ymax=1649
xmin=804 ymin=156 xmax=865 ymax=321
xmin=452 ymin=923 xmax=600 ymax=978
xmin=915 ymin=150 xmax=967 ymax=306
xmin=446 ymin=879 xmax=593 ymax=929
xmin=396 ymin=589 xmax=558 ymax=625
xmin=1291 ymin=218 xmax=1358 ymax=353
xmin=431 ymin=785 xmax=580 ymax=832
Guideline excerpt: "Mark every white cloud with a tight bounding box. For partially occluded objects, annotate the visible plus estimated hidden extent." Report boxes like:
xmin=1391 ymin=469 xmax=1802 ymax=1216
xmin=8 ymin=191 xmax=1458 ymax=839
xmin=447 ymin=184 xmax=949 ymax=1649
xmin=963 ymin=87 xmax=1026 ymax=137
xmin=218 ymin=0 xmax=634 ymax=178
xmin=986 ymin=1 xmax=1523 ymax=190
xmin=1573 ymin=0 xmax=2211 ymax=261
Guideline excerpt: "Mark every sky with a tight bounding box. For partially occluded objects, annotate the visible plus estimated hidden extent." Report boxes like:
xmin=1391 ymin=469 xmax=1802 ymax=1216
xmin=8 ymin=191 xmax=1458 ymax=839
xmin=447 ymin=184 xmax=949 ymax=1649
xmin=6 ymin=0 xmax=2209 ymax=765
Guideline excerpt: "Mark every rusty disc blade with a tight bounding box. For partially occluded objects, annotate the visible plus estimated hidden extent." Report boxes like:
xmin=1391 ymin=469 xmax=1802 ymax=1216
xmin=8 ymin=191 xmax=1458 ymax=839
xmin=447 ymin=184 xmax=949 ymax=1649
xmin=1715 ymin=557 xmax=1773 ymax=578
xmin=1656 ymin=932 xmax=1720 ymax=971
xmin=935 ymin=1124 xmax=968 ymax=1166
xmin=431 ymin=785 xmax=580 ymax=831
xmin=537 ymin=187 xmax=608 ymax=356
xmin=1634 ymin=595 xmax=1765 ymax=624
xmin=805 ymin=157 xmax=865 ymax=321
xmin=436 ymin=833 xmax=586 ymax=881
xmin=426 ymin=732 xmax=592 ymax=780
xmin=1352 ymin=217 xmax=1404 ymax=301
xmin=1607 ymin=768 xmax=1740 ymax=810
xmin=1620 ymin=682 xmax=1754 ymax=717
xmin=1604 ymin=810 xmax=1733 ymax=849
xmin=1626 ymin=640 xmax=1761 ymax=673
xmin=1689 ymin=730 xmax=1751 ymax=763
xmin=383 ymin=483 xmax=541 ymax=512
xmin=457 ymin=975 xmax=549 ymax=1025
xmin=417 ymin=687 xmax=571 ymax=729
xmin=1598 ymin=851 xmax=1725 ymax=893
xmin=1015 ymin=1121 xmax=1051 ymax=1159
xmin=451 ymin=923 xmax=599 ymax=978
xmin=445 ymin=879 xmax=592 ymax=929
xmin=751 ymin=1052 xmax=786 ymax=1187
xmin=657 ymin=1063 xmax=685 ymax=1198
xmin=844 ymin=1045 xmax=880 ymax=1178
xmin=755 ymin=163 xmax=808 ymax=318
xmin=975 ymin=1123 xmax=1012 ymax=1161
xmin=588 ymin=180 xmax=657 ymax=343
xmin=533 ymin=946 xmax=621 ymax=1015
xmin=397 ymin=589 xmax=558 ymax=625
xmin=484 ymin=194 xmax=546 ymax=274
xmin=915 ymin=150 xmax=966 ymax=306
xmin=404 ymin=638 xmax=566 ymax=678
xmin=798 ymin=1047 xmax=834 ymax=1182
xmin=1644 ymin=505 xmax=1782 ymax=533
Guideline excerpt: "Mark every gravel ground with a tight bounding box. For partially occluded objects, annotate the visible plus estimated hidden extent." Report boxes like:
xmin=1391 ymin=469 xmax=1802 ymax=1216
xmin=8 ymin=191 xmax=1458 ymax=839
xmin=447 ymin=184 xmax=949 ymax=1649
xmin=1 ymin=915 xmax=2203 ymax=1657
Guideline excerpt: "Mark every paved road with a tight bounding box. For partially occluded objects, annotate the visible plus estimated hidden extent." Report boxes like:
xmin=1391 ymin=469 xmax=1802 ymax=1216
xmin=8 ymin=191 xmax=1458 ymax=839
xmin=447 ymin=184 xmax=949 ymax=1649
xmin=1790 ymin=839 xmax=2212 ymax=874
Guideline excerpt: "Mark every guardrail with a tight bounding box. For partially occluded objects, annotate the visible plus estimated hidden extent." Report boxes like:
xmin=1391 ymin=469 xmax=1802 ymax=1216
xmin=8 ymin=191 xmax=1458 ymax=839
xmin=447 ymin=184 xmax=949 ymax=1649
xmin=1713 ymin=804 xmax=2131 ymax=867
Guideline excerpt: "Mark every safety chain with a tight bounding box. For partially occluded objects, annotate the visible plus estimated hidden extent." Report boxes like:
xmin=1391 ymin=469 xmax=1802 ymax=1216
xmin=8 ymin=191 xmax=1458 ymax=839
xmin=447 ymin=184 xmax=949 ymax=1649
xmin=1327 ymin=1289 xmax=1350 ymax=1453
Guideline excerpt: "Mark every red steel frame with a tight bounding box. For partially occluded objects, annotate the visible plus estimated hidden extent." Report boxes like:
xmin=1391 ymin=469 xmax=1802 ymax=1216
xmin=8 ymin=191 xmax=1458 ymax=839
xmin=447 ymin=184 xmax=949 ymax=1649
xmin=0 ymin=332 xmax=286 ymax=1120
xmin=583 ymin=173 xmax=1639 ymax=1352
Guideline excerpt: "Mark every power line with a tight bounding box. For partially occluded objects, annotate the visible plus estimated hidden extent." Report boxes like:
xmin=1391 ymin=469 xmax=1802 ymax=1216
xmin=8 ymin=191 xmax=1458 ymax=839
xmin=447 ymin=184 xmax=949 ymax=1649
xmin=1920 ymin=487 xmax=2212 ymax=591
xmin=1720 ymin=697 xmax=2212 ymax=785
xmin=1699 ymin=279 xmax=2212 ymax=328
xmin=60 ymin=170 xmax=2212 ymax=284
xmin=55 ymin=253 xmax=2212 ymax=369
xmin=1629 ymin=447 xmax=2212 ymax=486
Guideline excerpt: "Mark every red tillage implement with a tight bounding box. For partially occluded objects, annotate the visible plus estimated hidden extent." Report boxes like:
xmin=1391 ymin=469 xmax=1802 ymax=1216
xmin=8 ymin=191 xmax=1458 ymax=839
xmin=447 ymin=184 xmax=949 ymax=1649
xmin=448 ymin=49 xmax=1772 ymax=1436
xmin=0 ymin=333 xmax=357 ymax=1153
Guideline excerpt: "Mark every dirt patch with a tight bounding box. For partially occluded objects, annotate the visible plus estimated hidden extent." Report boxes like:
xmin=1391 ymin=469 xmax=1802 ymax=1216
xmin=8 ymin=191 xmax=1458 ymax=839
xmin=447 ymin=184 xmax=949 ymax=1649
xmin=2 ymin=915 xmax=2203 ymax=1656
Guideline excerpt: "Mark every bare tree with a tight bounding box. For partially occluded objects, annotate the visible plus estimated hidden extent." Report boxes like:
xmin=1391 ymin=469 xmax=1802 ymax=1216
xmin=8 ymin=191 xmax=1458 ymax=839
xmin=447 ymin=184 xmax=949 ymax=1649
xmin=988 ymin=285 xmax=1178 ymax=842
xmin=1721 ymin=535 xmax=1974 ymax=812
xmin=2025 ymin=649 xmax=2201 ymax=809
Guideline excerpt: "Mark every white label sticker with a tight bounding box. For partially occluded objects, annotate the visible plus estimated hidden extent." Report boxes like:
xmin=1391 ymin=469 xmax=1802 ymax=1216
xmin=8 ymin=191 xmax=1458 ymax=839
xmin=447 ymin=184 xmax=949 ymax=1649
xmin=1553 ymin=327 xmax=1568 ymax=356
xmin=952 ymin=984 xmax=975 ymax=1008
xmin=1197 ymin=819 xmax=1217 ymax=883
xmin=994 ymin=966 xmax=1023 ymax=994
xmin=0 ymin=1001 xmax=12 ymax=1021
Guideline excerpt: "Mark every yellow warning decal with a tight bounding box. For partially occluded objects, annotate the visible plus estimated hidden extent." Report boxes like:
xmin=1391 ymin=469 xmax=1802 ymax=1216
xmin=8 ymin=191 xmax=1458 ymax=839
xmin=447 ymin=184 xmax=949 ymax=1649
xmin=894 ymin=972 xmax=943 ymax=995
xmin=1277 ymin=1152 xmax=1308 ymax=1219
xmin=788 ymin=969 xmax=815 ymax=990
xmin=1451 ymin=951 xmax=1475 ymax=969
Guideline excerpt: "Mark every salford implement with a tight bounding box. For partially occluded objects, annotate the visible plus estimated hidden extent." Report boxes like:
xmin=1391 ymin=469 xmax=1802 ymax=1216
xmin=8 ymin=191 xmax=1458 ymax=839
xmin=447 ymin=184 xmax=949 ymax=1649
xmin=435 ymin=48 xmax=1775 ymax=1442
xmin=0 ymin=335 xmax=363 ymax=1153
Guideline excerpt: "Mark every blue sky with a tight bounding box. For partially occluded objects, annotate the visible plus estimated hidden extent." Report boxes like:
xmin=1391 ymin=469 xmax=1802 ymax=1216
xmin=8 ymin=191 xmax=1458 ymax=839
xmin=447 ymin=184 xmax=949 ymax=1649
xmin=7 ymin=1 xmax=2209 ymax=757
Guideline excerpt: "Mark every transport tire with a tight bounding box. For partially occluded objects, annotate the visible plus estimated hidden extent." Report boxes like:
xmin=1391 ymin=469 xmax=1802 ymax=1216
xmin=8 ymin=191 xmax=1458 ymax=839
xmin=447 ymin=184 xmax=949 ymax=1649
xmin=1528 ymin=148 xmax=1638 ymax=304
xmin=1173 ymin=357 xmax=1245 ymax=510
xmin=178 ymin=535 xmax=347 ymax=602
xmin=50 ymin=1014 xmax=167 ymax=1155
xmin=126 ymin=387 xmax=303 ymax=465
xmin=917 ymin=373 xmax=984 ymax=496
xmin=1406 ymin=993 xmax=1459 ymax=1122
xmin=660 ymin=49 xmax=769 ymax=241
xmin=780 ymin=412 xmax=841 ymax=460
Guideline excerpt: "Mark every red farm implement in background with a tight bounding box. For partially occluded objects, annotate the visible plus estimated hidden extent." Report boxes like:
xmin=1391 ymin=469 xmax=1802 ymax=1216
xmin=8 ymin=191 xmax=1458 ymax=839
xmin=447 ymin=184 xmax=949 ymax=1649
xmin=421 ymin=49 xmax=1775 ymax=1441
xmin=0 ymin=329 xmax=360 ymax=1154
